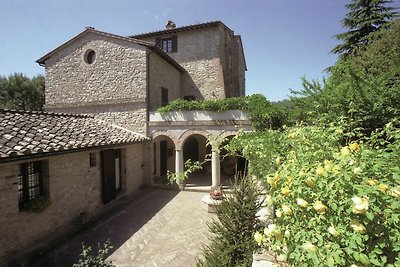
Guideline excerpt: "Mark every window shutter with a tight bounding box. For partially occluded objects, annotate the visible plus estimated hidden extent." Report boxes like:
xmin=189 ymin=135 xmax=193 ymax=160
xmin=171 ymin=35 xmax=177 ymax=52
xmin=155 ymin=37 xmax=161 ymax=48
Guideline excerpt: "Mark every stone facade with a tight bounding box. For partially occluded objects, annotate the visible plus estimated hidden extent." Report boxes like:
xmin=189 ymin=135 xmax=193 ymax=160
xmin=43 ymin=32 xmax=149 ymax=134
xmin=148 ymin=52 xmax=182 ymax=110
xmin=0 ymin=144 xmax=146 ymax=263
xmin=132 ymin=22 xmax=246 ymax=100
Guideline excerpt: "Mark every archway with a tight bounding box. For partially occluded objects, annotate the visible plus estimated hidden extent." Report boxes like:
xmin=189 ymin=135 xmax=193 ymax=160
xmin=181 ymin=134 xmax=210 ymax=186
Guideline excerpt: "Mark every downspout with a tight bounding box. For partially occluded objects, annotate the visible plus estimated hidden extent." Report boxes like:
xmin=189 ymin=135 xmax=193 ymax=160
xmin=146 ymin=49 xmax=153 ymax=137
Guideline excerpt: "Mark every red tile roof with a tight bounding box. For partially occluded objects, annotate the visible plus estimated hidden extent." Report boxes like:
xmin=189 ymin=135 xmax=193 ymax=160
xmin=0 ymin=109 xmax=149 ymax=162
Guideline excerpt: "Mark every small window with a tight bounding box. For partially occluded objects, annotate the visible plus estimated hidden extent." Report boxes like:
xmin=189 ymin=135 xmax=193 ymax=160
xmin=162 ymin=38 xmax=173 ymax=53
xmin=18 ymin=160 xmax=48 ymax=211
xmin=161 ymin=87 xmax=169 ymax=107
xmin=90 ymin=152 xmax=97 ymax=167
xmin=84 ymin=49 xmax=96 ymax=64
xmin=156 ymin=36 xmax=177 ymax=53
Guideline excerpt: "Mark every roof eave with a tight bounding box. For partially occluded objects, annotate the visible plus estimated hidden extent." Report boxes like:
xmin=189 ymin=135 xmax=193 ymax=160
xmin=130 ymin=20 xmax=233 ymax=39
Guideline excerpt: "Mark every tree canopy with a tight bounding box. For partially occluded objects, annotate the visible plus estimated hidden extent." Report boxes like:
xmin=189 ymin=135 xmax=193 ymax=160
xmin=0 ymin=73 xmax=45 ymax=111
xmin=291 ymin=18 xmax=400 ymax=132
xmin=332 ymin=0 xmax=398 ymax=57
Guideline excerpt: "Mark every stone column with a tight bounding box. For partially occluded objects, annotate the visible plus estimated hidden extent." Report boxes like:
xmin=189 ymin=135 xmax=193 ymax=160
xmin=211 ymin=148 xmax=220 ymax=188
xmin=175 ymin=149 xmax=183 ymax=174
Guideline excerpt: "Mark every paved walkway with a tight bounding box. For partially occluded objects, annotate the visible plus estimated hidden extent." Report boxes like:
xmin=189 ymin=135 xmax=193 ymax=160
xmin=35 ymin=188 xmax=216 ymax=267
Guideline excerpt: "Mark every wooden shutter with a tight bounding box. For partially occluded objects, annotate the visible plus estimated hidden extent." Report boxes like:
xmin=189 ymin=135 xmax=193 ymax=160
xmin=171 ymin=35 xmax=177 ymax=52
xmin=155 ymin=37 xmax=161 ymax=48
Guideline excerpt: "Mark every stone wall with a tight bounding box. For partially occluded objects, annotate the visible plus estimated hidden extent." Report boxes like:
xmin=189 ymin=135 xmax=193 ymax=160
xmin=137 ymin=26 xmax=227 ymax=100
xmin=135 ymin=23 xmax=246 ymax=100
xmin=44 ymin=32 xmax=148 ymax=134
xmin=0 ymin=143 xmax=146 ymax=263
xmin=148 ymin=52 xmax=181 ymax=110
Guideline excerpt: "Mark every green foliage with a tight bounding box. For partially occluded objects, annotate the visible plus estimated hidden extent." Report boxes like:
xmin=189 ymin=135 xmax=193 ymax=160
xmin=291 ymin=19 xmax=400 ymax=132
xmin=232 ymin=122 xmax=400 ymax=266
xmin=157 ymin=94 xmax=285 ymax=131
xmin=167 ymin=159 xmax=203 ymax=185
xmin=332 ymin=0 xmax=398 ymax=57
xmin=0 ymin=73 xmax=45 ymax=111
xmin=73 ymin=241 xmax=114 ymax=267
xmin=197 ymin=176 xmax=262 ymax=267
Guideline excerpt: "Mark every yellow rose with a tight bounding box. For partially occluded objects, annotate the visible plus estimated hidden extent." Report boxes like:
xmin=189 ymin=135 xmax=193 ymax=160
xmin=349 ymin=142 xmax=359 ymax=152
xmin=282 ymin=205 xmax=292 ymax=216
xmin=328 ymin=226 xmax=340 ymax=237
xmin=254 ymin=231 xmax=266 ymax=245
xmin=274 ymin=172 xmax=281 ymax=181
xmin=352 ymin=196 xmax=369 ymax=214
xmin=303 ymin=242 xmax=317 ymax=253
xmin=366 ymin=179 xmax=378 ymax=186
xmin=313 ymin=201 xmax=328 ymax=214
xmin=263 ymin=224 xmax=277 ymax=237
xmin=316 ymin=166 xmax=325 ymax=176
xmin=335 ymin=129 xmax=343 ymax=134
xmin=390 ymin=188 xmax=400 ymax=198
xmin=353 ymin=167 xmax=362 ymax=175
xmin=350 ymin=219 xmax=366 ymax=234
xmin=306 ymin=177 xmax=316 ymax=187
xmin=267 ymin=176 xmax=277 ymax=188
xmin=379 ymin=184 xmax=389 ymax=192
xmin=281 ymin=186 xmax=291 ymax=196
xmin=275 ymin=230 xmax=284 ymax=241
xmin=275 ymin=209 xmax=282 ymax=218
xmin=341 ymin=146 xmax=350 ymax=156
xmin=296 ymin=198 xmax=309 ymax=208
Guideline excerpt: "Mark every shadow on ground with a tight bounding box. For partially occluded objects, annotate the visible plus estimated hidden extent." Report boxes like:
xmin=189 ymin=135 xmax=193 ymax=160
xmin=31 ymin=187 xmax=180 ymax=267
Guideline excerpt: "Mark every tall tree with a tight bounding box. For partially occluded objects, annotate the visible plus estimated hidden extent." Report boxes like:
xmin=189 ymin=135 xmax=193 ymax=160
xmin=0 ymin=73 xmax=45 ymax=111
xmin=332 ymin=0 xmax=398 ymax=57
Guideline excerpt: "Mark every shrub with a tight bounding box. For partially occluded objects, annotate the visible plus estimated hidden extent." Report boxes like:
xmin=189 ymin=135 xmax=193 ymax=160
xmin=73 ymin=241 xmax=114 ymax=267
xmin=236 ymin=122 xmax=400 ymax=266
xmin=197 ymin=175 xmax=262 ymax=267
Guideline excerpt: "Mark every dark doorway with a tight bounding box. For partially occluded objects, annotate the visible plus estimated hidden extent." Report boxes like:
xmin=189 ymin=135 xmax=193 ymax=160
xmin=183 ymin=136 xmax=199 ymax=163
xmin=160 ymin=140 xmax=168 ymax=177
xmin=101 ymin=149 xmax=120 ymax=204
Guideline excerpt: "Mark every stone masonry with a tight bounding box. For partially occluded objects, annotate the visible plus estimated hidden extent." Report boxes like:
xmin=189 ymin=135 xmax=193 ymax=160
xmin=0 ymin=144 xmax=146 ymax=263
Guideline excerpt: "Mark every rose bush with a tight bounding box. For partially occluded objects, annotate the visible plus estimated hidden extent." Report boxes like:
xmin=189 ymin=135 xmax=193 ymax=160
xmin=230 ymin=121 xmax=400 ymax=266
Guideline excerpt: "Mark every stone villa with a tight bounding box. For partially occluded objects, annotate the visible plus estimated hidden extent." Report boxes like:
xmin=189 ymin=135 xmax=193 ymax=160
xmin=0 ymin=21 xmax=250 ymax=264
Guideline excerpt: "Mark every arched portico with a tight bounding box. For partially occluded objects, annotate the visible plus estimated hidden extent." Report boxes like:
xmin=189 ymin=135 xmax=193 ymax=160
xmin=149 ymin=110 xmax=253 ymax=187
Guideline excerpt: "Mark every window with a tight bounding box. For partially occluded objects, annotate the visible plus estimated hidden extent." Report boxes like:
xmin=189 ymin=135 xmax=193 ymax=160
xmin=18 ymin=160 xmax=48 ymax=210
xmin=84 ymin=49 xmax=96 ymax=64
xmin=162 ymin=38 xmax=173 ymax=53
xmin=156 ymin=36 xmax=177 ymax=53
xmin=90 ymin=152 xmax=97 ymax=167
xmin=161 ymin=87 xmax=169 ymax=107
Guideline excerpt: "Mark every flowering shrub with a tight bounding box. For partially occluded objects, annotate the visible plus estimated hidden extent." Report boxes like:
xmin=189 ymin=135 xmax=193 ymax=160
xmin=231 ymin=122 xmax=400 ymax=266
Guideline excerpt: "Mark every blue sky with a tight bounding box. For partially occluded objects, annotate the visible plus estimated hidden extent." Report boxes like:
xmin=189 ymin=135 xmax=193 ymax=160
xmin=0 ymin=0 xmax=373 ymax=101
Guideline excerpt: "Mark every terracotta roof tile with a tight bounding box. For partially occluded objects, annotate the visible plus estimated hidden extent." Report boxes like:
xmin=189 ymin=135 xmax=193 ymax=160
xmin=0 ymin=109 xmax=149 ymax=161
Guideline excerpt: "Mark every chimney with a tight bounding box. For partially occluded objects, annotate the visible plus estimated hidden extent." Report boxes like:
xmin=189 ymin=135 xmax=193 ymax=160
xmin=166 ymin=21 xmax=176 ymax=29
